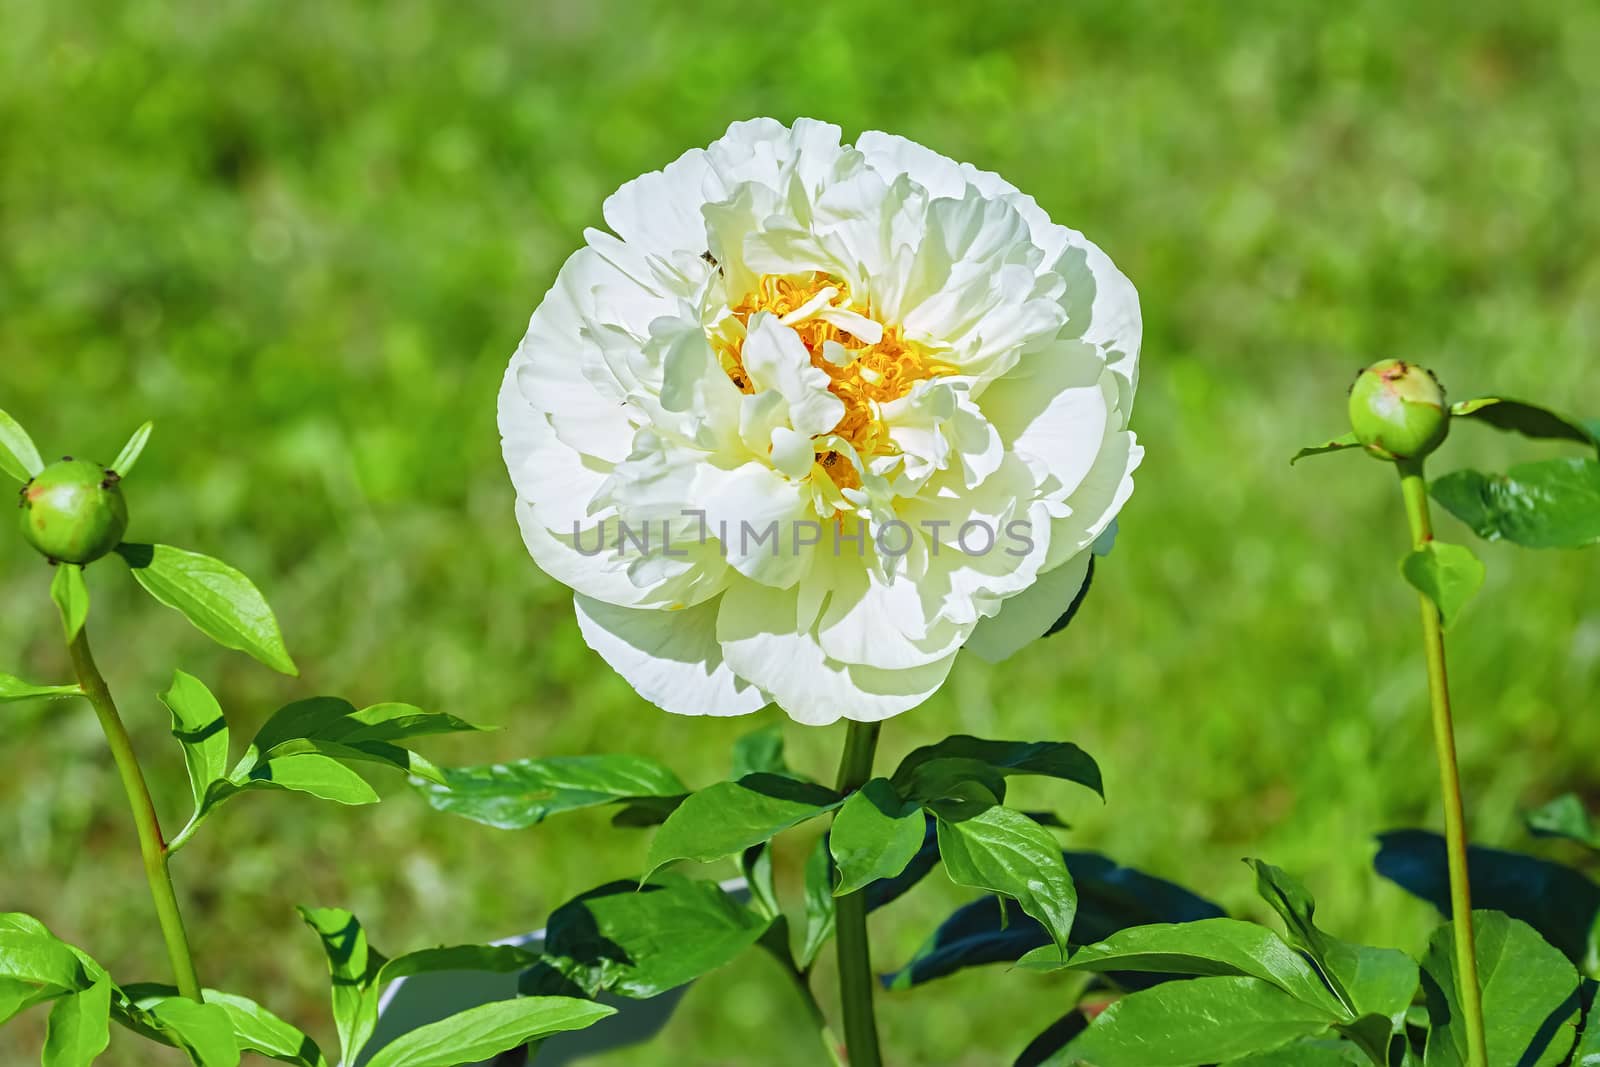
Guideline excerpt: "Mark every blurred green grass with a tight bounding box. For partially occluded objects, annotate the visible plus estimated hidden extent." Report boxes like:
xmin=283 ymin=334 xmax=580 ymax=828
xmin=2 ymin=0 xmax=1599 ymax=1063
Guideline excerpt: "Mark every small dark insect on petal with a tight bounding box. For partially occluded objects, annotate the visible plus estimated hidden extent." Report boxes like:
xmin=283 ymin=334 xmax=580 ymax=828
xmin=700 ymin=250 xmax=718 ymax=267
xmin=61 ymin=455 xmax=73 ymax=462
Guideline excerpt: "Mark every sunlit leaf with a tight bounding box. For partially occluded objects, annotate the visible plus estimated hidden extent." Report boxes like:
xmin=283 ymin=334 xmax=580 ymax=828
xmin=1291 ymin=432 xmax=1361 ymax=465
xmin=298 ymin=907 xmax=385 ymax=1065
xmin=362 ymin=997 xmax=613 ymax=1067
xmin=936 ymin=802 xmax=1076 ymax=952
xmin=646 ymin=774 xmax=842 ymax=874
xmin=42 ymin=974 xmax=111 ymax=1067
xmin=49 ymin=565 xmax=89 ymax=641
xmin=160 ymin=670 xmax=231 ymax=817
xmin=0 ymin=407 xmax=43 ymax=481
xmin=1432 ymin=459 xmax=1600 ymax=548
xmin=1450 ymin=397 xmax=1600 ymax=452
xmin=830 ymin=778 xmax=925 ymax=896
xmin=110 ymin=421 xmax=154 ymax=477
xmin=1399 ymin=541 xmax=1484 ymax=629
xmin=0 ymin=672 xmax=80 ymax=704
xmin=419 ymin=754 xmax=687 ymax=830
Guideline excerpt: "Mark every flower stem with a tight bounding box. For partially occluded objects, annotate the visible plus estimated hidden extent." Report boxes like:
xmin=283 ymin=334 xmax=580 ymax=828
xmin=832 ymin=720 xmax=883 ymax=1067
xmin=1397 ymin=458 xmax=1485 ymax=1067
xmin=65 ymin=624 xmax=203 ymax=1002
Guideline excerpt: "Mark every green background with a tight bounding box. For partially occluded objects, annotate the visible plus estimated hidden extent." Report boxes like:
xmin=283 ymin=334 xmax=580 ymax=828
xmin=3 ymin=1 xmax=1598 ymax=1063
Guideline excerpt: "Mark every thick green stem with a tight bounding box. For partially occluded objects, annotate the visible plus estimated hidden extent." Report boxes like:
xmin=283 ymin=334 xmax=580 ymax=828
xmin=66 ymin=624 xmax=203 ymax=1003
xmin=832 ymin=721 xmax=883 ymax=1067
xmin=1397 ymin=459 xmax=1485 ymax=1067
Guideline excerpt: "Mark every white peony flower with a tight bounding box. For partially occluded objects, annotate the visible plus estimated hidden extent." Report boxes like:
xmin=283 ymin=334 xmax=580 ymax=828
xmin=499 ymin=118 xmax=1141 ymax=725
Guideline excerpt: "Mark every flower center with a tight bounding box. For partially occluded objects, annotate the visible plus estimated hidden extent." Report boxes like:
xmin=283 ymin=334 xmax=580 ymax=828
xmin=717 ymin=272 xmax=953 ymax=489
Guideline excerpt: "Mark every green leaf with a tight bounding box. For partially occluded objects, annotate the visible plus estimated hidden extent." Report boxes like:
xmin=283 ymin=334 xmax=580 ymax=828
xmin=1450 ymin=397 xmax=1600 ymax=452
xmin=829 ymin=778 xmax=925 ymax=896
xmin=935 ymin=802 xmax=1076 ymax=952
xmin=1059 ymin=976 xmax=1340 ymax=1067
xmin=530 ymin=877 xmax=771 ymax=999
xmin=298 ymin=907 xmax=384 ymax=1066
xmin=1019 ymin=918 xmax=1345 ymax=1017
xmin=42 ymin=975 xmax=111 ymax=1067
xmin=116 ymin=544 xmax=297 ymax=675
xmin=798 ymin=835 xmax=836 ymax=970
xmin=362 ymin=997 xmax=614 ymax=1067
xmin=892 ymin=736 xmax=1103 ymax=802
xmin=1291 ymin=432 xmax=1362 ymax=465
xmin=244 ymin=754 xmax=379 ymax=805
xmin=740 ymin=843 xmax=781 ymax=921
xmin=142 ymin=997 xmax=241 ymax=1067
xmin=1223 ymin=1037 xmax=1371 ymax=1065
xmin=0 ymin=928 xmax=89 ymax=1003
xmin=646 ymin=773 xmax=842 ymax=874
xmin=161 ymin=671 xmax=231 ymax=817
xmin=50 ymin=565 xmax=90 ymax=641
xmin=1399 ymin=541 xmax=1484 ymax=629
xmin=1432 ymin=459 xmax=1600 ymax=549
xmin=0 ymin=407 xmax=43 ymax=481
xmin=0 ymin=672 xmax=80 ymax=704
xmin=378 ymin=944 xmax=540 ymax=987
xmin=731 ymin=723 xmax=790 ymax=778
xmin=1421 ymin=910 xmax=1579 ymax=1067
xmin=419 ymin=754 xmax=687 ymax=830
xmin=201 ymin=990 xmax=328 ymax=1067
xmin=1527 ymin=794 xmax=1600 ymax=851
xmin=110 ymin=421 xmax=154 ymax=477
xmin=1573 ymin=981 xmax=1600 ymax=1066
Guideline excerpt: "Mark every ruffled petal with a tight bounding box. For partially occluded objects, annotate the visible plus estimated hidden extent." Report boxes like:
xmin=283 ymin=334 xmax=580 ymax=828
xmin=575 ymin=595 xmax=769 ymax=716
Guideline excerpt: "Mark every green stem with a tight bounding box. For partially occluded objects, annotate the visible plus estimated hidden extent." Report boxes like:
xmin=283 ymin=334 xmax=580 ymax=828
xmin=832 ymin=721 xmax=883 ymax=1067
xmin=759 ymin=926 xmax=846 ymax=1067
xmin=1397 ymin=459 xmax=1485 ymax=1067
xmin=66 ymin=624 xmax=203 ymax=1003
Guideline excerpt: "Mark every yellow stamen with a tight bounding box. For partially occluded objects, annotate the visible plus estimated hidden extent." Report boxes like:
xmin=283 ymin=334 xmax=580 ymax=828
xmin=715 ymin=272 xmax=954 ymax=489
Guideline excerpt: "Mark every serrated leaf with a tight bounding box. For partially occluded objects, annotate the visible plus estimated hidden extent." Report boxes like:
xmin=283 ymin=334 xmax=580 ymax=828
xmin=1421 ymin=911 xmax=1579 ymax=1067
xmin=1450 ymin=397 xmax=1600 ymax=452
xmin=532 ymin=877 xmax=770 ymax=999
xmin=418 ymin=754 xmax=687 ymax=830
xmin=1527 ymin=794 xmax=1600 ymax=851
xmin=646 ymin=773 xmax=842 ymax=874
xmin=0 ymin=407 xmax=43 ymax=481
xmin=50 ymin=565 xmax=89 ymax=641
xmin=1400 ymin=541 xmax=1484 ymax=629
xmin=0 ymin=673 xmax=80 ymax=704
xmin=110 ymin=421 xmax=154 ymax=477
xmin=161 ymin=671 xmax=231 ymax=817
xmin=42 ymin=974 xmax=111 ymax=1067
xmin=798 ymin=835 xmax=836 ymax=970
xmin=1291 ymin=432 xmax=1361 ymax=465
xmin=298 ymin=907 xmax=385 ymax=1066
xmin=830 ymin=778 xmax=925 ymax=896
xmin=1432 ymin=459 xmax=1600 ymax=548
xmin=201 ymin=990 xmax=328 ymax=1067
xmin=1019 ymin=918 xmax=1345 ymax=1016
xmin=935 ymin=803 xmax=1076 ymax=952
xmin=363 ymin=996 xmax=613 ymax=1067
xmin=1059 ymin=976 xmax=1340 ymax=1067
xmin=116 ymin=544 xmax=297 ymax=675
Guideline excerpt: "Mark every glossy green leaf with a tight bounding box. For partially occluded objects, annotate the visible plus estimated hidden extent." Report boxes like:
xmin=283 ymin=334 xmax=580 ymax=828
xmin=739 ymin=843 xmax=781 ymax=921
xmin=0 ymin=407 xmax=43 ymax=481
xmin=161 ymin=671 xmax=231 ymax=816
xmin=1450 ymin=397 xmax=1600 ymax=451
xmin=1432 ymin=459 xmax=1600 ymax=548
xmin=116 ymin=543 xmax=297 ymax=675
xmin=202 ymin=990 xmax=328 ymax=1067
xmin=798 ymin=835 xmax=836 ymax=970
xmin=298 ymin=907 xmax=385 ymax=1066
xmin=1291 ymin=432 xmax=1361 ymax=465
xmin=50 ymin=565 xmax=89 ymax=641
xmin=363 ymin=997 xmax=614 ymax=1067
xmin=1421 ymin=910 xmax=1579 ymax=1067
xmin=378 ymin=944 xmax=540 ymax=987
xmin=1527 ymin=794 xmax=1600 ymax=851
xmin=0 ymin=672 xmax=80 ymax=704
xmin=0 ymin=928 xmax=87 ymax=999
xmin=1019 ymin=918 xmax=1344 ymax=1016
xmin=731 ymin=723 xmax=789 ymax=778
xmin=1059 ymin=976 xmax=1339 ymax=1066
xmin=1400 ymin=541 xmax=1484 ymax=629
xmin=830 ymin=778 xmax=925 ymax=896
xmin=1572 ymin=983 xmax=1600 ymax=1066
xmin=42 ymin=975 xmax=111 ymax=1067
xmin=530 ymin=877 xmax=771 ymax=999
xmin=646 ymin=773 xmax=842 ymax=873
xmin=110 ymin=421 xmax=154 ymax=477
xmin=419 ymin=754 xmax=687 ymax=830
xmin=243 ymin=753 xmax=379 ymax=805
xmin=935 ymin=803 xmax=1076 ymax=952
xmin=1223 ymin=1038 xmax=1370 ymax=1065
xmin=892 ymin=736 xmax=1103 ymax=801
xmin=143 ymin=997 xmax=241 ymax=1067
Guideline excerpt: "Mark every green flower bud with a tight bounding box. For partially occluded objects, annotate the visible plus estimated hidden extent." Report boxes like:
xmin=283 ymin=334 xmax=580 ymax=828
xmin=18 ymin=458 xmax=129 ymax=564
xmin=1347 ymin=359 xmax=1449 ymax=461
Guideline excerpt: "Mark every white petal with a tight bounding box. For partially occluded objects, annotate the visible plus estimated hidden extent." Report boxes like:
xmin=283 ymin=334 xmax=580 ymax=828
xmin=575 ymin=595 xmax=768 ymax=716
xmin=963 ymin=553 xmax=1091 ymax=664
xmin=979 ymin=341 xmax=1113 ymax=499
xmin=1042 ymin=431 xmax=1143 ymax=571
xmin=741 ymin=312 xmax=844 ymax=438
xmin=717 ymin=580 xmax=957 ymax=725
